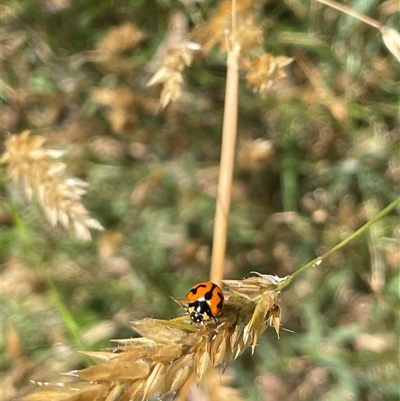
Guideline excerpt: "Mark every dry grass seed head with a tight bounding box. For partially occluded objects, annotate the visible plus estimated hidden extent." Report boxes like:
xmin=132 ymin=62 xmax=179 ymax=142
xmin=146 ymin=12 xmax=198 ymax=109
xmin=1 ymin=130 xmax=103 ymax=240
xmin=24 ymin=274 xmax=285 ymax=400
xmin=244 ymin=53 xmax=294 ymax=96
xmin=146 ymin=44 xmax=197 ymax=109
xmin=161 ymin=354 xmax=194 ymax=397
xmin=95 ymin=22 xmax=145 ymax=54
xmin=91 ymin=87 xmax=158 ymax=134
xmin=193 ymin=0 xmax=263 ymax=53
xmin=83 ymin=22 xmax=147 ymax=74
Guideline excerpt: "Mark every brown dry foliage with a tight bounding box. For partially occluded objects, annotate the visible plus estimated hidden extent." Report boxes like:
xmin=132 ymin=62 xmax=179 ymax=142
xmin=23 ymin=273 xmax=287 ymax=401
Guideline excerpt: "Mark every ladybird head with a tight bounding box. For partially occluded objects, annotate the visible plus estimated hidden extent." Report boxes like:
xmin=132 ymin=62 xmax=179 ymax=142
xmin=186 ymin=299 xmax=214 ymax=324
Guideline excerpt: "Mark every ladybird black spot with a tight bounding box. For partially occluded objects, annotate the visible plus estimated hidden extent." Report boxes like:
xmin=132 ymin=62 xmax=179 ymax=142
xmin=204 ymin=282 xmax=217 ymax=301
xmin=216 ymin=291 xmax=223 ymax=310
xmin=188 ymin=283 xmax=208 ymax=297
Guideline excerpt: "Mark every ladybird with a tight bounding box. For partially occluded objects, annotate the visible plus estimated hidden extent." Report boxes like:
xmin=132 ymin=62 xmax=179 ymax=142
xmin=186 ymin=281 xmax=224 ymax=324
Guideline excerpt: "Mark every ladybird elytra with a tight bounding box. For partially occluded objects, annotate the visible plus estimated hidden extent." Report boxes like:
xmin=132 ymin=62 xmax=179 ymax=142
xmin=185 ymin=281 xmax=224 ymax=324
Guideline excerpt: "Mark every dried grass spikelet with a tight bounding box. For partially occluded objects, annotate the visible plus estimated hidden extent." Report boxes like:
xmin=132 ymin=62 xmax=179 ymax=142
xmin=74 ymin=22 xmax=146 ymax=73
xmin=23 ymin=272 xmax=289 ymax=401
xmin=146 ymin=43 xmax=197 ymax=109
xmin=243 ymin=53 xmax=294 ymax=96
xmin=95 ymin=22 xmax=146 ymax=54
xmin=91 ymin=87 xmax=139 ymax=134
xmin=193 ymin=0 xmax=263 ymax=54
xmin=0 ymin=130 xmax=103 ymax=240
xmin=91 ymin=87 xmax=158 ymax=134
xmin=146 ymin=11 xmax=199 ymax=109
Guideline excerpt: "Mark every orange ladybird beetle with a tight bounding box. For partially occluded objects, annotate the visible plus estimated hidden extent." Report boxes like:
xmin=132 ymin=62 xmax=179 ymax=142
xmin=186 ymin=281 xmax=224 ymax=324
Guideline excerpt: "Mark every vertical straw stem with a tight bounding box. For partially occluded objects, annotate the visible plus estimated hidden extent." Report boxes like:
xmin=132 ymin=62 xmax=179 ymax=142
xmin=210 ymin=43 xmax=240 ymax=284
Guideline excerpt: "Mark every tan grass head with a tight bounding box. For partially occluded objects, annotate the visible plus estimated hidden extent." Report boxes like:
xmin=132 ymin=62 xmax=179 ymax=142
xmin=1 ymin=130 xmax=103 ymax=240
xmin=23 ymin=273 xmax=289 ymax=400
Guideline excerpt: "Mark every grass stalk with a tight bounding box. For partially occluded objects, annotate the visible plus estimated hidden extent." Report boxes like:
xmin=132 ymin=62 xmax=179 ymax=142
xmin=278 ymin=196 xmax=400 ymax=291
xmin=210 ymin=43 xmax=240 ymax=284
xmin=315 ymin=0 xmax=382 ymax=29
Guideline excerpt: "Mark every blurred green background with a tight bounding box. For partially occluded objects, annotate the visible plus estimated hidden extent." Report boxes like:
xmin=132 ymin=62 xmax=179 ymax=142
xmin=1 ymin=0 xmax=399 ymax=400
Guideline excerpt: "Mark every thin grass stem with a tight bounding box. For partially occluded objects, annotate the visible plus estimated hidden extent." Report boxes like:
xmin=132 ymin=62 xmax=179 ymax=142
xmin=315 ymin=0 xmax=382 ymax=29
xmin=278 ymin=197 xmax=400 ymax=291
xmin=210 ymin=3 xmax=240 ymax=284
